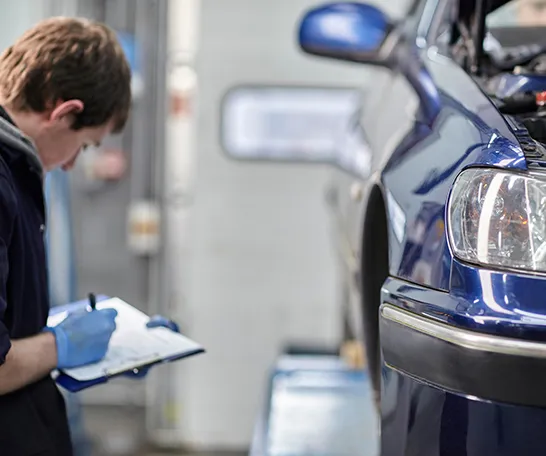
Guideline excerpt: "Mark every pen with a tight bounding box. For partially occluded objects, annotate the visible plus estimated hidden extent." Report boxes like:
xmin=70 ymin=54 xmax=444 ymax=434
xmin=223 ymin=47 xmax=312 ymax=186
xmin=88 ymin=293 xmax=96 ymax=311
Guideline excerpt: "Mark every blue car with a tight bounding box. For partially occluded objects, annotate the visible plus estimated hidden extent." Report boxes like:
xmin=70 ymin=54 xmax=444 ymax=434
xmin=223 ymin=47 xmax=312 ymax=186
xmin=299 ymin=0 xmax=546 ymax=454
xmin=223 ymin=0 xmax=546 ymax=454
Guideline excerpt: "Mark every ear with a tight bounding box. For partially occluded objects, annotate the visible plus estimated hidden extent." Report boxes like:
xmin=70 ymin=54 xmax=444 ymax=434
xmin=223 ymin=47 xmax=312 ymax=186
xmin=49 ymin=100 xmax=84 ymax=126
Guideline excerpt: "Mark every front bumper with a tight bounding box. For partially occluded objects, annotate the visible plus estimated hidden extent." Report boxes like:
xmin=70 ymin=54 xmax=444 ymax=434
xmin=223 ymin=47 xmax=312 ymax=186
xmin=381 ymin=265 xmax=546 ymax=407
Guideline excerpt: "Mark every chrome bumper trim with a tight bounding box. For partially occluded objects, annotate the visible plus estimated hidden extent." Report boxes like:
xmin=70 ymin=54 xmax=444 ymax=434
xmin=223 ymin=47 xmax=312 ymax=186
xmin=381 ymin=304 xmax=546 ymax=358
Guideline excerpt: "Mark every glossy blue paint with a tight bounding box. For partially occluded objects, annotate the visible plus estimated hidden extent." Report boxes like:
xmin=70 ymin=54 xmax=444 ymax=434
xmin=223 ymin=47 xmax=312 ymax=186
xmin=450 ymin=260 xmax=546 ymax=340
xmin=374 ymin=35 xmax=546 ymax=448
xmin=298 ymin=2 xmax=390 ymax=56
xmin=401 ymin=53 xmax=443 ymax=124
xmin=381 ymin=365 xmax=546 ymax=456
xmin=382 ymin=275 xmax=460 ymax=323
xmin=489 ymin=72 xmax=546 ymax=99
xmin=379 ymin=41 xmax=529 ymax=289
xmin=382 ymin=106 xmax=526 ymax=291
xmin=383 ymin=271 xmax=546 ymax=342
xmin=377 ymin=41 xmax=544 ymax=334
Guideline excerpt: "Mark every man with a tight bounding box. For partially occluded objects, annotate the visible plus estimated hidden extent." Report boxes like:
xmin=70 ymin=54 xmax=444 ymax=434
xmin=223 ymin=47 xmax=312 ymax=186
xmin=0 ymin=17 xmax=131 ymax=455
xmin=45 ymin=168 xmax=93 ymax=455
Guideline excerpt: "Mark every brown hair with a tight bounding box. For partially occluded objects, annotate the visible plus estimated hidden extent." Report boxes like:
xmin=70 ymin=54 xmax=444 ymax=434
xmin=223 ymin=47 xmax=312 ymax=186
xmin=0 ymin=17 xmax=131 ymax=133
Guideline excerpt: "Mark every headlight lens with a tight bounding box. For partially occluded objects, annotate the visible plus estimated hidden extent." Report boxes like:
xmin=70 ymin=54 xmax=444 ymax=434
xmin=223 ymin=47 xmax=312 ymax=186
xmin=448 ymin=168 xmax=546 ymax=272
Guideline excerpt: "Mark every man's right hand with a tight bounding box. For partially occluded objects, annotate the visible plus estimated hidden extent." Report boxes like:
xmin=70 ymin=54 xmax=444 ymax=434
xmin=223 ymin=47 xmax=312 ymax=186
xmin=44 ymin=308 xmax=118 ymax=369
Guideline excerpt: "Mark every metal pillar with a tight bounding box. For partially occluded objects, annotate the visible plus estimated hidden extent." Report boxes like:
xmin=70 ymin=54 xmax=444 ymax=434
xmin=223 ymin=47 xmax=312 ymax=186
xmin=66 ymin=0 xmax=166 ymax=408
xmin=48 ymin=0 xmax=200 ymax=447
xmin=146 ymin=0 xmax=200 ymax=448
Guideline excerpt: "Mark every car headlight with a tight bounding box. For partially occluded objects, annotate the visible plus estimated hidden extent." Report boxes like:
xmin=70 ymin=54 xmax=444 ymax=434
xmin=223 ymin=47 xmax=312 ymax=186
xmin=448 ymin=167 xmax=546 ymax=272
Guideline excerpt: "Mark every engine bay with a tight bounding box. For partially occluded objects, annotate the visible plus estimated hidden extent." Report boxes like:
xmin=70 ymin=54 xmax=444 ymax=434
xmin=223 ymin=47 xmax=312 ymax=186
xmin=450 ymin=5 xmax=546 ymax=152
xmin=484 ymin=49 xmax=546 ymax=150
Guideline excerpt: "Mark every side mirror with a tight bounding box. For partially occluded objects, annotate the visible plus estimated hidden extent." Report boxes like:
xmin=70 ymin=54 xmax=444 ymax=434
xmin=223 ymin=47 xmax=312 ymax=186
xmin=299 ymin=3 xmax=392 ymax=65
xmin=298 ymin=2 xmax=441 ymax=123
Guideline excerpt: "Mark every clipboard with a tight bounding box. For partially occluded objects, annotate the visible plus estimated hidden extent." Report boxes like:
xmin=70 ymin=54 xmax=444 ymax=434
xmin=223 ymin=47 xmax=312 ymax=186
xmin=48 ymin=295 xmax=205 ymax=392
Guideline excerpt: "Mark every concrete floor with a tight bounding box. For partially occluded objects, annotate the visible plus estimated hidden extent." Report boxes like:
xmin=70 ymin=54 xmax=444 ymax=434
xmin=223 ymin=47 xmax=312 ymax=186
xmin=123 ymin=449 xmax=245 ymax=455
xmin=83 ymin=405 xmax=247 ymax=456
xmin=137 ymin=452 xmax=244 ymax=456
xmin=124 ymin=452 xmax=244 ymax=456
xmin=79 ymin=357 xmax=377 ymax=456
xmin=84 ymin=405 xmax=146 ymax=455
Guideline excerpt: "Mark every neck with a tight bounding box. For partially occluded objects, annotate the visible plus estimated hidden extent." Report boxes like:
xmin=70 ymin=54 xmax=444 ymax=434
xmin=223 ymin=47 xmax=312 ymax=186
xmin=0 ymin=104 xmax=47 ymax=167
xmin=1 ymin=105 xmax=41 ymax=138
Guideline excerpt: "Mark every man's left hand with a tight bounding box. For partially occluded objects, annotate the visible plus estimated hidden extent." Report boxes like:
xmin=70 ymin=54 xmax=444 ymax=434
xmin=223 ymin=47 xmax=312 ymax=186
xmin=124 ymin=315 xmax=180 ymax=379
xmin=146 ymin=315 xmax=180 ymax=333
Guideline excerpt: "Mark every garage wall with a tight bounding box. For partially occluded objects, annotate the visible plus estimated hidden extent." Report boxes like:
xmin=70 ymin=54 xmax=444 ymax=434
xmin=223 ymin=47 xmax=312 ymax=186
xmin=0 ymin=0 xmax=410 ymax=449
xmin=0 ymin=1 xmax=49 ymax=50
xmin=179 ymin=0 xmax=410 ymax=449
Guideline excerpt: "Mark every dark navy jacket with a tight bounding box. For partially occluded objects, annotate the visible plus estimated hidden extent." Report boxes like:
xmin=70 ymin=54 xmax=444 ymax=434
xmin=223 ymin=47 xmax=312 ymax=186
xmin=0 ymin=107 xmax=72 ymax=455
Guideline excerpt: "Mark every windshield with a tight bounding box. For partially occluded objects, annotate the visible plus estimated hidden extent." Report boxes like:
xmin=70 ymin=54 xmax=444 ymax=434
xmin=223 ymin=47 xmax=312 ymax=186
xmin=488 ymin=0 xmax=546 ymax=27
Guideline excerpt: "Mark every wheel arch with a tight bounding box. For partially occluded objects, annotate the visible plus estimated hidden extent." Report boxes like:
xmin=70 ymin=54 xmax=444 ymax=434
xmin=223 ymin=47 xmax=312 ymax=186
xmin=360 ymin=183 xmax=390 ymax=398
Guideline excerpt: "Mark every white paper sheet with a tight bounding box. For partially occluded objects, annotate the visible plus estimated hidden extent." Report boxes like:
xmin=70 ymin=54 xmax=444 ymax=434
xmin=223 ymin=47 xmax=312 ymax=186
xmin=47 ymin=297 xmax=203 ymax=381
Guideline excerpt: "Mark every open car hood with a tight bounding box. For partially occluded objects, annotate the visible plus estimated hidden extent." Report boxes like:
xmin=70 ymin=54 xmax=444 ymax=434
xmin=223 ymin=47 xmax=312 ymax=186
xmin=459 ymin=0 xmax=511 ymax=17
xmin=488 ymin=0 xmax=511 ymax=11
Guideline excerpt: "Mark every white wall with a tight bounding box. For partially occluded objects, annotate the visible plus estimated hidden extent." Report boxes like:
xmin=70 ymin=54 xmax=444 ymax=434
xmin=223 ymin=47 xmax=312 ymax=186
xmin=176 ymin=0 xmax=380 ymax=449
xmin=0 ymin=1 xmax=50 ymax=51
xmin=178 ymin=0 xmax=413 ymax=448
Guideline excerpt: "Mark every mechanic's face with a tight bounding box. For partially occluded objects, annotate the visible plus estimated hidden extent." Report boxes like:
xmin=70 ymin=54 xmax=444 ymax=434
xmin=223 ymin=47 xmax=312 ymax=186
xmin=35 ymin=100 xmax=114 ymax=172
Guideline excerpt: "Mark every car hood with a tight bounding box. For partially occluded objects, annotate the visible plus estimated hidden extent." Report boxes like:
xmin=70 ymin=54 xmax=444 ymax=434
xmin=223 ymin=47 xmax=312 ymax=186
xmin=459 ymin=0 xmax=510 ymax=16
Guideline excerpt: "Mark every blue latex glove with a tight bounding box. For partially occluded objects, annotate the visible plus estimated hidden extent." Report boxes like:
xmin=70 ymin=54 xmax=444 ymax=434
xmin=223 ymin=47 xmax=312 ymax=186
xmin=44 ymin=308 xmax=118 ymax=369
xmin=147 ymin=315 xmax=180 ymax=333
xmin=125 ymin=315 xmax=180 ymax=379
